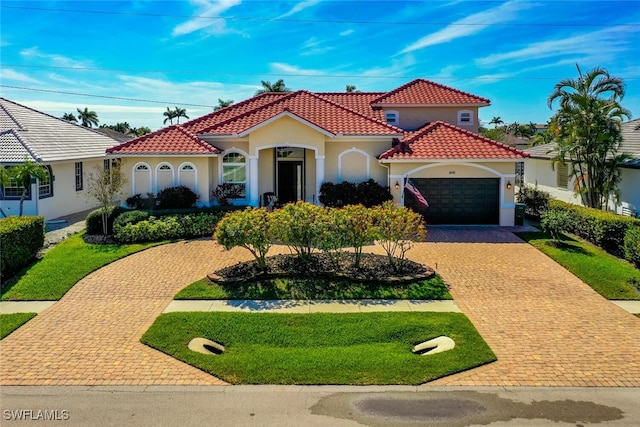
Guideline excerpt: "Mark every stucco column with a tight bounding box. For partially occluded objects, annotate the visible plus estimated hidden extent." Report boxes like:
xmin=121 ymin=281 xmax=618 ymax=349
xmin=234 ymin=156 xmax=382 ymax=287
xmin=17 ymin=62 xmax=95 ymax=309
xmin=249 ymin=156 xmax=259 ymax=207
xmin=315 ymin=156 xmax=325 ymax=204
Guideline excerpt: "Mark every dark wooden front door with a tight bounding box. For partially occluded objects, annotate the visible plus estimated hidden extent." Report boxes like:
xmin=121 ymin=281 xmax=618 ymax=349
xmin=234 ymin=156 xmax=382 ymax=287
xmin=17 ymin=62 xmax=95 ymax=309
xmin=277 ymin=161 xmax=303 ymax=204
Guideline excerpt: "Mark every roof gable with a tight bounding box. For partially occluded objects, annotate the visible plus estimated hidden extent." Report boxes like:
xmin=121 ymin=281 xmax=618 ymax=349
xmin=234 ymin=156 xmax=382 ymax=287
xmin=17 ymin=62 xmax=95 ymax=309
xmin=107 ymin=125 xmax=220 ymax=155
xmin=379 ymin=121 xmax=528 ymax=160
xmin=370 ymin=79 xmax=490 ymax=106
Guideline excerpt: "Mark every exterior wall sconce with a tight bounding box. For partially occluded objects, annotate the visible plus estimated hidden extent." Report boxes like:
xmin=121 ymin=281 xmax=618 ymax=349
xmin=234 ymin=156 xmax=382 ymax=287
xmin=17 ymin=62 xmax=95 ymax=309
xmin=506 ymin=181 xmax=512 ymax=190
xmin=395 ymin=181 xmax=400 ymax=190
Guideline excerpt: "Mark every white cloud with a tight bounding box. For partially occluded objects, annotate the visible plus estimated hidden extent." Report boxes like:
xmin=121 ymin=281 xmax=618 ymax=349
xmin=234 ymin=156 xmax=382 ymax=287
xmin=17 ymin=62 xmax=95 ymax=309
xmin=0 ymin=68 xmax=41 ymax=84
xmin=269 ymin=62 xmax=326 ymax=76
xmin=172 ymin=0 xmax=242 ymax=37
xmin=277 ymin=0 xmax=321 ymax=19
xmin=399 ymin=1 xmax=536 ymax=54
xmin=300 ymin=37 xmax=334 ymax=56
xmin=339 ymin=29 xmax=354 ymax=37
xmin=20 ymin=47 xmax=92 ymax=68
xmin=476 ymin=26 xmax=638 ymax=66
xmin=361 ymin=55 xmax=416 ymax=78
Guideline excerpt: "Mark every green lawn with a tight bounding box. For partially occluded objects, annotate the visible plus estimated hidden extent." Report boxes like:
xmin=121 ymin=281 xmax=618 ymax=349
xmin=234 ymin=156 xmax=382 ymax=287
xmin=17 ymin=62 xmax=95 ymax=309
xmin=0 ymin=313 xmax=37 ymax=339
xmin=142 ymin=312 xmax=495 ymax=385
xmin=518 ymin=232 xmax=640 ymax=300
xmin=1 ymin=233 xmax=163 ymax=301
xmin=175 ymin=275 xmax=452 ymax=300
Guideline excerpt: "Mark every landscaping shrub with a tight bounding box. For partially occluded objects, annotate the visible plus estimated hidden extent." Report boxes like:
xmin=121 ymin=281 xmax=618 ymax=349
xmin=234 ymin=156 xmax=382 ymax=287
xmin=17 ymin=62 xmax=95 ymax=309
xmin=114 ymin=212 xmax=223 ymax=243
xmin=340 ymin=204 xmax=377 ymax=268
xmin=271 ymin=202 xmax=326 ymax=263
xmin=319 ymin=179 xmax=391 ymax=208
xmin=548 ymin=200 xmax=640 ymax=258
xmin=211 ymin=184 xmax=244 ymax=206
xmin=540 ymin=208 xmax=572 ymax=242
xmin=181 ymin=212 xmax=224 ymax=238
xmin=517 ymin=185 xmax=551 ymax=220
xmin=372 ymin=201 xmax=427 ymax=271
xmin=125 ymin=193 xmax=155 ymax=210
xmin=85 ymin=206 xmax=128 ymax=235
xmin=156 ymin=186 xmax=197 ymax=210
xmin=113 ymin=210 xmax=150 ymax=228
xmin=214 ymin=207 xmax=272 ymax=269
xmin=624 ymin=226 xmax=640 ymax=268
xmin=0 ymin=216 xmax=44 ymax=279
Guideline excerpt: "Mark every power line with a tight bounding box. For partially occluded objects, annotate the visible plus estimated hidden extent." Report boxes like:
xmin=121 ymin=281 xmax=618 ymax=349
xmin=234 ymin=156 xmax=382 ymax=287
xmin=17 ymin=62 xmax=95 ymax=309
xmin=0 ymin=85 xmax=216 ymax=108
xmin=2 ymin=4 xmax=638 ymax=28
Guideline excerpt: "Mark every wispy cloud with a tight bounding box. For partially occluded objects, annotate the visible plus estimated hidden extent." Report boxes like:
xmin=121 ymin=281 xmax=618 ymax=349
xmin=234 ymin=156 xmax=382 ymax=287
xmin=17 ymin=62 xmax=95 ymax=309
xmin=339 ymin=29 xmax=354 ymax=37
xmin=476 ymin=25 xmax=639 ymax=66
xmin=172 ymin=0 xmax=242 ymax=37
xmin=399 ymin=1 xmax=535 ymax=54
xmin=361 ymin=55 xmax=416 ymax=77
xmin=0 ymin=68 xmax=41 ymax=84
xmin=269 ymin=62 xmax=326 ymax=76
xmin=299 ymin=37 xmax=334 ymax=56
xmin=20 ymin=47 xmax=92 ymax=68
xmin=277 ymin=0 xmax=321 ymax=19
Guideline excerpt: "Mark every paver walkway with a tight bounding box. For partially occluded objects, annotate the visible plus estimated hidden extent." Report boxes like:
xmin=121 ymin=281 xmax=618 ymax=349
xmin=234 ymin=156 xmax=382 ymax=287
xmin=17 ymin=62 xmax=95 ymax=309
xmin=1 ymin=227 xmax=639 ymax=386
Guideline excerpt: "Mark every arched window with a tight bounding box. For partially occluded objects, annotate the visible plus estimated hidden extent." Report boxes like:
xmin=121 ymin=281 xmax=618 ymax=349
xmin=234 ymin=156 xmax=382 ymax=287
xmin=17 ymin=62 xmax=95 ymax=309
xmin=338 ymin=148 xmax=370 ymax=182
xmin=133 ymin=162 xmax=152 ymax=195
xmin=155 ymin=162 xmax=175 ymax=193
xmin=38 ymin=165 xmax=53 ymax=199
xmin=222 ymin=152 xmax=246 ymax=198
xmin=178 ymin=162 xmax=197 ymax=194
xmin=457 ymin=110 xmax=473 ymax=126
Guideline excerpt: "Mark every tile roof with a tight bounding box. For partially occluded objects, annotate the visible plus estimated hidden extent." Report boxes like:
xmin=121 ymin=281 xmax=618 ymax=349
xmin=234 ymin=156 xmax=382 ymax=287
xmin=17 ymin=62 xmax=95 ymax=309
xmin=370 ymin=79 xmax=491 ymax=106
xmin=107 ymin=125 xmax=220 ymax=155
xmin=0 ymin=97 xmax=120 ymax=163
xmin=379 ymin=121 xmax=529 ymax=160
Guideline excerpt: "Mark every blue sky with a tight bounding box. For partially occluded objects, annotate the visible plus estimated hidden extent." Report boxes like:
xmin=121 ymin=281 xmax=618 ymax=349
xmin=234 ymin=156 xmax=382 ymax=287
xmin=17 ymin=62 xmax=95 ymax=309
xmin=1 ymin=0 xmax=640 ymax=131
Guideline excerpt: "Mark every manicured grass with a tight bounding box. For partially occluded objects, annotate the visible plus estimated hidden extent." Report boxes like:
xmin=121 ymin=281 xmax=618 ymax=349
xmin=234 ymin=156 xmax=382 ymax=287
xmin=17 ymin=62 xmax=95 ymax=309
xmin=0 ymin=313 xmax=37 ymax=339
xmin=142 ymin=312 xmax=495 ymax=385
xmin=175 ymin=275 xmax=452 ymax=300
xmin=1 ymin=233 xmax=163 ymax=301
xmin=517 ymin=232 xmax=640 ymax=300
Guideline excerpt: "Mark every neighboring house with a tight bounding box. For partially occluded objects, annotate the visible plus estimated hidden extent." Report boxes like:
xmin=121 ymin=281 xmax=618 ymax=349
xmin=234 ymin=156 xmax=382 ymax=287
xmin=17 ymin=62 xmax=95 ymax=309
xmin=0 ymin=97 xmax=119 ymax=221
xmin=523 ymin=118 xmax=640 ymax=216
xmin=107 ymin=79 xmax=528 ymax=225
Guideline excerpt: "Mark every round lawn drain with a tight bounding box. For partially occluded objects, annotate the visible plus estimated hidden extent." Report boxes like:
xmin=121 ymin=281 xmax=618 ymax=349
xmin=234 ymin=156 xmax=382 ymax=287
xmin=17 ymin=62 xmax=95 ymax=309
xmin=188 ymin=338 xmax=225 ymax=355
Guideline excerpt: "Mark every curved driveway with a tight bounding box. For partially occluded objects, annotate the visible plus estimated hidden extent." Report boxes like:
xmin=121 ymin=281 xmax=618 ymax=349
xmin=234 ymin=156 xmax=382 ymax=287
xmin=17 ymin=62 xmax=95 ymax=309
xmin=1 ymin=228 xmax=639 ymax=386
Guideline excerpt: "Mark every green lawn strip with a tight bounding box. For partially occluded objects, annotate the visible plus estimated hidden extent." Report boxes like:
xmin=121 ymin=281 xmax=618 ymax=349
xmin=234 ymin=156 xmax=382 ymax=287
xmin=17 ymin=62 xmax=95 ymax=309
xmin=1 ymin=233 xmax=164 ymax=301
xmin=0 ymin=313 xmax=37 ymax=339
xmin=175 ymin=275 xmax=452 ymax=300
xmin=142 ymin=312 xmax=495 ymax=385
xmin=517 ymin=231 xmax=640 ymax=300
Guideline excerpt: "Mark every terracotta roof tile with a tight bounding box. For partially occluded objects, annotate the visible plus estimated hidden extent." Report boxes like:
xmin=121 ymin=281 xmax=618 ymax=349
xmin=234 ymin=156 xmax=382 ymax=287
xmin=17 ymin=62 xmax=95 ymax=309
xmin=371 ymin=79 xmax=490 ymax=106
xmin=379 ymin=121 xmax=529 ymax=160
xmin=107 ymin=125 xmax=220 ymax=155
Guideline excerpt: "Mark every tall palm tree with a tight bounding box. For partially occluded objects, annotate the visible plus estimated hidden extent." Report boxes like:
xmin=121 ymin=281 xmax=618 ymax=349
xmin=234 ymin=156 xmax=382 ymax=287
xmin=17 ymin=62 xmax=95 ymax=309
xmin=61 ymin=113 xmax=77 ymax=123
xmin=255 ymin=79 xmax=291 ymax=95
xmin=163 ymin=107 xmax=177 ymax=125
xmin=214 ymin=99 xmax=234 ymax=111
xmin=345 ymin=85 xmax=359 ymax=93
xmin=489 ymin=116 xmax=504 ymax=128
xmin=9 ymin=160 xmax=49 ymax=216
xmin=76 ymin=107 xmax=99 ymax=128
xmin=547 ymin=65 xmax=630 ymax=209
xmin=173 ymin=106 xmax=189 ymax=124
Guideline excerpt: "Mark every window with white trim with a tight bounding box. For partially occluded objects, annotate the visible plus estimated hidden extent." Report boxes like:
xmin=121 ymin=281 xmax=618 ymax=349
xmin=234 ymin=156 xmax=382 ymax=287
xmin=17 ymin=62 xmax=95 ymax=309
xmin=38 ymin=165 xmax=53 ymax=199
xmin=385 ymin=110 xmax=399 ymax=125
xmin=75 ymin=162 xmax=83 ymax=191
xmin=135 ymin=164 xmax=149 ymax=171
xmin=222 ymin=152 xmax=246 ymax=198
xmin=1 ymin=167 xmax=26 ymax=199
xmin=457 ymin=110 xmax=473 ymax=125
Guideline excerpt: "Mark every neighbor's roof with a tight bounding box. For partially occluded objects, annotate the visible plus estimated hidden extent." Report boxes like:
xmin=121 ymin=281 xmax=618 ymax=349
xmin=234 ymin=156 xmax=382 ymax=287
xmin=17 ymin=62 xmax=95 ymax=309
xmin=524 ymin=142 xmax=557 ymax=160
xmin=370 ymin=79 xmax=491 ymax=106
xmin=379 ymin=121 xmax=529 ymax=160
xmin=0 ymin=97 xmax=119 ymax=163
xmin=107 ymin=125 xmax=220 ymax=155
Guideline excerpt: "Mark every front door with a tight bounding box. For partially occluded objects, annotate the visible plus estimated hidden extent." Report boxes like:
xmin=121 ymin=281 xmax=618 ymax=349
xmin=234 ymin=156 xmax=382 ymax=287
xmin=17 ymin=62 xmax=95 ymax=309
xmin=277 ymin=161 xmax=303 ymax=204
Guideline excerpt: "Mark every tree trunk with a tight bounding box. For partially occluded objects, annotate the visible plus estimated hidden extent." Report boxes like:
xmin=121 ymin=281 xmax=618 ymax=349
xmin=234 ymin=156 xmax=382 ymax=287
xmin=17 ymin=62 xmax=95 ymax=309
xmin=19 ymin=187 xmax=28 ymax=216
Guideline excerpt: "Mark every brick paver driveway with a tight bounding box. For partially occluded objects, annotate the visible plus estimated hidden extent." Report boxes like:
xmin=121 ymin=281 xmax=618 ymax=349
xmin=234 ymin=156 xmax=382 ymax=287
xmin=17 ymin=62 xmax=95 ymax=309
xmin=1 ymin=228 xmax=638 ymax=386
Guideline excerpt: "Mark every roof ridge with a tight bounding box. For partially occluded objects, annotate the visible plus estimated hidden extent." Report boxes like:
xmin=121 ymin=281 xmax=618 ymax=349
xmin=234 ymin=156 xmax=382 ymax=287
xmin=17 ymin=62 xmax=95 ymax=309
xmin=107 ymin=123 xmax=180 ymax=153
xmin=0 ymin=128 xmax=41 ymax=162
xmin=0 ymin=101 xmax=26 ymax=131
xmin=370 ymin=78 xmax=490 ymax=105
xmin=433 ymin=121 xmax=529 ymax=156
xmin=175 ymin=125 xmax=221 ymax=153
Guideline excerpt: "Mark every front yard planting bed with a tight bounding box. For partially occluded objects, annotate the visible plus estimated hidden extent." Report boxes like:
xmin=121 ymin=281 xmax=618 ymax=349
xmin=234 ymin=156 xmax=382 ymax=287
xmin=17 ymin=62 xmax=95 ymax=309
xmin=0 ymin=313 xmax=36 ymax=339
xmin=1 ymin=233 xmax=163 ymax=301
xmin=142 ymin=312 xmax=495 ymax=385
xmin=517 ymin=231 xmax=640 ymax=300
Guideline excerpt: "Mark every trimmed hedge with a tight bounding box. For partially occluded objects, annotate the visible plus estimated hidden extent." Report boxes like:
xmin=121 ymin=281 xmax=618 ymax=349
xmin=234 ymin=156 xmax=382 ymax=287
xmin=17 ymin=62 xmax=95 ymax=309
xmin=624 ymin=226 xmax=640 ymax=268
xmin=319 ymin=179 xmax=392 ymax=208
xmin=547 ymin=200 xmax=640 ymax=259
xmin=156 ymin=186 xmax=197 ymax=210
xmin=85 ymin=206 xmax=129 ymax=235
xmin=113 ymin=212 xmax=224 ymax=243
xmin=0 ymin=216 xmax=45 ymax=279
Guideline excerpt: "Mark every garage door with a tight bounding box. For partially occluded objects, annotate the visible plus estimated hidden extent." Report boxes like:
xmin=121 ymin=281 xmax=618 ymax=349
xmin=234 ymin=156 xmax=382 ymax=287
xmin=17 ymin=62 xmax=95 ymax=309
xmin=405 ymin=178 xmax=499 ymax=224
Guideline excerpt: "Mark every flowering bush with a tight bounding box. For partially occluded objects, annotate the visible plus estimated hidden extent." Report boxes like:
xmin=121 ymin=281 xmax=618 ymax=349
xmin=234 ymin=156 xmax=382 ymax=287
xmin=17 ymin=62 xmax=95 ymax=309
xmin=271 ymin=202 xmax=325 ymax=263
xmin=214 ymin=207 xmax=272 ymax=269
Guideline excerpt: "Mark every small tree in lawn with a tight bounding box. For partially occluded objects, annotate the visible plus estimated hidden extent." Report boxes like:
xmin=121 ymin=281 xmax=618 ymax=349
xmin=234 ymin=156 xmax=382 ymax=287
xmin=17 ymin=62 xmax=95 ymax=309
xmin=341 ymin=204 xmax=377 ymax=268
xmin=373 ymin=201 xmax=427 ymax=272
xmin=214 ymin=207 xmax=272 ymax=269
xmin=8 ymin=160 xmax=49 ymax=216
xmin=86 ymin=164 xmax=126 ymax=236
xmin=540 ymin=209 xmax=572 ymax=244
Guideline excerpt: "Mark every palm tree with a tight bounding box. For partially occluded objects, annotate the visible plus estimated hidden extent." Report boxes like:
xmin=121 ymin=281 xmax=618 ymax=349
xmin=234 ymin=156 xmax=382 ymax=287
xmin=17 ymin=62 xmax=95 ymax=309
xmin=547 ymin=65 xmax=630 ymax=209
xmin=489 ymin=116 xmax=504 ymax=128
xmin=255 ymin=79 xmax=291 ymax=95
xmin=76 ymin=107 xmax=99 ymax=128
xmin=163 ymin=107 xmax=177 ymax=125
xmin=345 ymin=85 xmax=360 ymax=93
xmin=134 ymin=126 xmax=152 ymax=136
xmin=173 ymin=106 xmax=189 ymax=124
xmin=9 ymin=160 xmax=49 ymax=216
xmin=214 ymin=99 xmax=234 ymax=111
xmin=61 ymin=113 xmax=77 ymax=123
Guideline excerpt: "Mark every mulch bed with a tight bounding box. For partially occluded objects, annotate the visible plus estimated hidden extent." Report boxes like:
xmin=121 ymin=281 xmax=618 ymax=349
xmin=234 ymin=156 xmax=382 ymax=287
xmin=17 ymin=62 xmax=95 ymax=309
xmin=209 ymin=253 xmax=434 ymax=284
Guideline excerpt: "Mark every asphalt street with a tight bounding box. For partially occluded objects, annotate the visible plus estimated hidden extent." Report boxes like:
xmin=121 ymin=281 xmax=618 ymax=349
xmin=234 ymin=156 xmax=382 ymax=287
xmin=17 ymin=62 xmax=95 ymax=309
xmin=2 ymin=386 xmax=639 ymax=426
